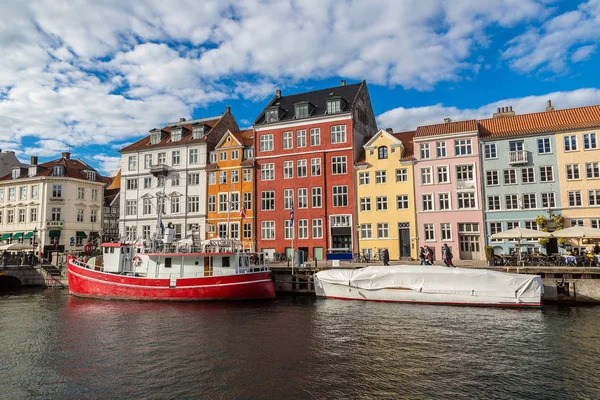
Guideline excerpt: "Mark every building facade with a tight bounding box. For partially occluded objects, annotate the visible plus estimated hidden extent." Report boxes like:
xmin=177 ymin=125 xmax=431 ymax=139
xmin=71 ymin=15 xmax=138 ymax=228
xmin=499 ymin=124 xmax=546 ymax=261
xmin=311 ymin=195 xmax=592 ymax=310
xmin=119 ymin=109 xmax=238 ymax=242
xmin=254 ymin=81 xmax=377 ymax=260
xmin=414 ymin=120 xmax=485 ymax=261
xmin=206 ymin=129 xmax=255 ymax=251
xmin=0 ymin=153 xmax=105 ymax=260
xmin=102 ymin=171 xmax=120 ymax=243
xmin=355 ymin=129 xmax=417 ymax=260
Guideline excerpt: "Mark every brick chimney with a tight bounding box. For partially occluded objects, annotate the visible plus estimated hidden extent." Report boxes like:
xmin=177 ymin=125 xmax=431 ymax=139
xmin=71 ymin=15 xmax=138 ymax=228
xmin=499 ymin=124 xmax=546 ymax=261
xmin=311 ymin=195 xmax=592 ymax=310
xmin=546 ymin=100 xmax=555 ymax=112
xmin=225 ymin=106 xmax=231 ymax=114
xmin=444 ymin=118 xmax=451 ymax=123
xmin=179 ymin=117 xmax=186 ymax=122
xmin=493 ymin=106 xmax=516 ymax=118
xmin=62 ymin=152 xmax=71 ymax=160
xmin=385 ymin=128 xmax=393 ymax=133
xmin=30 ymin=156 xmax=38 ymax=166
xmin=340 ymin=80 xmax=346 ymax=86
xmin=275 ymin=89 xmax=282 ymax=98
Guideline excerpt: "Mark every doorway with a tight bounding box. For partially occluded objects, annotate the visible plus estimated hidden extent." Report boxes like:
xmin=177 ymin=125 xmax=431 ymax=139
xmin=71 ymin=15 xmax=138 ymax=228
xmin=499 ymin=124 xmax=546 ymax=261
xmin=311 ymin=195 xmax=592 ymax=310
xmin=398 ymin=223 xmax=411 ymax=258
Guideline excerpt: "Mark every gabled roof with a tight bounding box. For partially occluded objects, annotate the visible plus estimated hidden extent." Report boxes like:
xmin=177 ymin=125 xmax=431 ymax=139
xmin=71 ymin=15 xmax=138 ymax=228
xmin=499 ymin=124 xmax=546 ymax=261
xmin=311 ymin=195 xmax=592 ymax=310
xmin=392 ymin=131 xmax=416 ymax=161
xmin=106 ymin=170 xmax=121 ymax=190
xmin=415 ymin=120 xmax=478 ymax=138
xmin=478 ymin=105 xmax=600 ymax=138
xmin=214 ymin=128 xmax=254 ymax=149
xmin=0 ymin=155 xmax=105 ymax=182
xmin=254 ymin=81 xmax=364 ymax=125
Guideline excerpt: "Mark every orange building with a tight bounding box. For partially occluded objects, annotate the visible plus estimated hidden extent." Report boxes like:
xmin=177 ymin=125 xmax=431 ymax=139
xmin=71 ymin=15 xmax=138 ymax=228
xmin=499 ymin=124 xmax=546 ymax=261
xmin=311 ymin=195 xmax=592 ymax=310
xmin=206 ymin=129 xmax=255 ymax=251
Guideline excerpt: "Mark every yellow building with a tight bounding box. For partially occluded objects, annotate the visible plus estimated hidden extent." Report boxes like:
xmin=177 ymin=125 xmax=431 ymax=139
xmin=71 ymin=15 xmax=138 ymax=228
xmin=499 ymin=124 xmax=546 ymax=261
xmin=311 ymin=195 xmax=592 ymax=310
xmin=206 ymin=129 xmax=255 ymax=251
xmin=355 ymin=129 xmax=417 ymax=260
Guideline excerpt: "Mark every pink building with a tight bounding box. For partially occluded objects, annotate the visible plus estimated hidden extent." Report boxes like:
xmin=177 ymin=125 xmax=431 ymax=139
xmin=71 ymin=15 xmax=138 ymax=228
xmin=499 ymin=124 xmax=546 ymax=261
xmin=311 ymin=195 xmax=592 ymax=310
xmin=413 ymin=120 xmax=485 ymax=261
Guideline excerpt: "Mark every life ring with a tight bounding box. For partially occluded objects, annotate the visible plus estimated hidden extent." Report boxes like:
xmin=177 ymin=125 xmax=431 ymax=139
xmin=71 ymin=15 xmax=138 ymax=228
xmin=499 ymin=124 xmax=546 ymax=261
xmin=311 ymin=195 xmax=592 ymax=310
xmin=132 ymin=255 xmax=142 ymax=267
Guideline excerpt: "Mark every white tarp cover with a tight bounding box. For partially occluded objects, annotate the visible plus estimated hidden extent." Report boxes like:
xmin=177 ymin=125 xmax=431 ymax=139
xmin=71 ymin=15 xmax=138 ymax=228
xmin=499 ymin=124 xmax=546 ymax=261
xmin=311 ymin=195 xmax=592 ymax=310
xmin=316 ymin=266 xmax=543 ymax=300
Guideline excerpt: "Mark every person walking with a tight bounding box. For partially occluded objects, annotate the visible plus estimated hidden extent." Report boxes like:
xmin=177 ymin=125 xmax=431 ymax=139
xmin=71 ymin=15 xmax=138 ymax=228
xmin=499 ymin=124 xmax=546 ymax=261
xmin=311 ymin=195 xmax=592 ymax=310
xmin=419 ymin=247 xmax=426 ymax=265
xmin=442 ymin=244 xmax=455 ymax=267
xmin=424 ymin=246 xmax=433 ymax=265
xmin=382 ymin=249 xmax=390 ymax=266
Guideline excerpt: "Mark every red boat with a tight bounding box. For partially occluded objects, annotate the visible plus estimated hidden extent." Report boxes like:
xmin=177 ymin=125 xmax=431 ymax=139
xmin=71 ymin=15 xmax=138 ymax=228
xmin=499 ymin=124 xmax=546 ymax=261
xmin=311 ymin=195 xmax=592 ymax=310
xmin=67 ymin=238 xmax=275 ymax=301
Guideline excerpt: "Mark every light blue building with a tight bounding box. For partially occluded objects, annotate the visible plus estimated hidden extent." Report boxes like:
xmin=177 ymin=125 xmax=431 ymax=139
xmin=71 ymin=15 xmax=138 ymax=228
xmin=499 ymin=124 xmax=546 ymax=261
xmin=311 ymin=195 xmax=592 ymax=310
xmin=479 ymin=110 xmax=562 ymax=255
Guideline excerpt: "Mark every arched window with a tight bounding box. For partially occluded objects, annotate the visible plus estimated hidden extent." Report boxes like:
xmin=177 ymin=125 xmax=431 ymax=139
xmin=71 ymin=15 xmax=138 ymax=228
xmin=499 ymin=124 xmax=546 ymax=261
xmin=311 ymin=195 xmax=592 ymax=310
xmin=378 ymin=146 xmax=388 ymax=159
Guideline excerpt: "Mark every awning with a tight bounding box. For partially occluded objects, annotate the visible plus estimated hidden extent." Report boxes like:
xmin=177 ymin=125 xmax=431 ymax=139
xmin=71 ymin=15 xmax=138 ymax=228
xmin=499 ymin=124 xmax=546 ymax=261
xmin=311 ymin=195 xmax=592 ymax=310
xmin=23 ymin=231 xmax=34 ymax=239
xmin=49 ymin=230 xmax=61 ymax=238
xmin=76 ymin=231 xmax=88 ymax=239
xmin=11 ymin=232 xmax=23 ymax=240
xmin=0 ymin=233 xmax=11 ymax=240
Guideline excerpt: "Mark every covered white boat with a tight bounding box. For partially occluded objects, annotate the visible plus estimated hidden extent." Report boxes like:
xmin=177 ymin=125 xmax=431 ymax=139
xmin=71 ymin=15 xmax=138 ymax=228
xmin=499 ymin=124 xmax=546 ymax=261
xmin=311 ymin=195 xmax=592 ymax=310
xmin=314 ymin=266 xmax=543 ymax=308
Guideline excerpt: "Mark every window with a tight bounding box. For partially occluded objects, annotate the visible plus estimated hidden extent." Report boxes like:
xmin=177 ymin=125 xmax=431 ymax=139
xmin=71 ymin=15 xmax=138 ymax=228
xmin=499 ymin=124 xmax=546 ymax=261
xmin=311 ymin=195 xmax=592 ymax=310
xmin=486 ymin=170 xmax=499 ymax=186
xmin=484 ymin=143 xmax=497 ymax=159
xmin=376 ymin=196 xmax=388 ymax=211
xmin=170 ymin=173 xmax=180 ymax=186
xmin=378 ymin=146 xmax=388 ymax=159
xmin=571 ymin=219 xmax=585 ymax=227
xmin=260 ymin=134 xmax=274 ymax=152
xmin=261 ymin=163 xmax=274 ymax=180
xmin=361 ymin=224 xmax=372 ymax=239
xmin=297 ymin=159 xmax=307 ymax=177
xmin=592 ymin=219 xmax=600 ymax=229
xmin=187 ymin=196 xmax=200 ymax=213
xmin=139 ymin=225 xmax=150 ymax=240
xmin=424 ymin=224 xmax=434 ymax=241
xmin=523 ymin=194 xmax=536 ymax=209
xmin=420 ymin=143 xmax=430 ymax=159
xmin=564 ymin=135 xmax=577 ymax=151
xmin=537 ymin=138 xmax=551 ymax=154
xmin=243 ymin=148 xmax=254 ymax=160
xmin=261 ymin=191 xmax=275 ymax=210
xmin=282 ymin=220 xmax=291 ymax=241
xmin=311 ymin=187 xmax=322 ymax=208
xmin=456 ymin=165 xmax=474 ymax=181
xmin=298 ymin=188 xmax=308 ymax=209
xmin=568 ymin=191 xmax=582 ymax=207
xmin=265 ymin=108 xmax=279 ymax=123
xmin=584 ymin=133 xmax=597 ymax=149
xmin=231 ymin=170 xmax=239 ymax=183
xmin=284 ymin=161 xmax=293 ymax=179
xmin=144 ymin=154 xmax=152 ymax=169
xmin=244 ymin=223 xmax=252 ymax=239
xmin=506 ymin=195 xmax=518 ymax=210
xmin=327 ymin=99 xmax=342 ymax=114
xmin=53 ymin=165 xmax=64 ymax=176
xmin=489 ymin=222 xmax=502 ymax=242
xmin=504 ymin=169 xmax=517 ymax=185
xmin=437 ymin=166 xmax=449 ymax=183
xmin=396 ymin=195 xmax=409 ymax=209
xmin=312 ymin=219 xmax=323 ymax=238
xmin=231 ymin=150 xmax=239 ymax=160
xmin=439 ymin=193 xmax=450 ymax=210
xmin=375 ymin=170 xmax=386 ymax=184
xmin=0 ymin=189 xmax=3 ymax=202
xmin=541 ymin=192 xmax=556 ymax=209
xmin=330 ymin=125 xmax=346 ymax=144
xmin=144 ymin=177 xmax=152 ymax=188
xmin=488 ymin=196 xmax=501 ymax=210
xmin=566 ymin=164 xmax=580 ymax=180
xmin=421 ymin=168 xmax=432 ymax=185
xmin=243 ymin=168 xmax=252 ymax=182
xmin=332 ymin=186 xmax=348 ymax=207
xmin=171 ymin=196 xmax=181 ymax=214
xmin=90 ymin=209 xmax=97 ymax=223
xmin=189 ymin=149 xmax=199 ymax=164
xmin=30 ymin=208 xmax=37 ymax=222
xmin=436 ymin=142 xmax=446 ymax=158
xmin=156 ymin=152 xmax=166 ymax=165
xmin=509 ymin=141 xmax=524 ymax=151
xmin=310 ymin=128 xmax=320 ymax=146
xmin=457 ymin=192 xmax=476 ymax=209
xmin=209 ymin=152 xmax=217 ymax=164
xmin=358 ymin=172 xmax=370 ymax=185
xmin=360 ymin=197 xmax=372 ymax=211
xmin=521 ymin=167 xmax=535 ymax=183
xmin=20 ymin=186 xmax=27 ymax=200
xmin=310 ymin=158 xmax=321 ymax=176
xmin=441 ymin=223 xmax=452 ymax=241
xmin=218 ymin=193 xmax=229 ymax=212
xmin=219 ymin=151 xmax=227 ymax=161
xmin=9 ymin=187 xmax=15 ymax=201
xmin=126 ymin=200 xmax=137 ymax=216
xmin=50 ymin=207 xmax=62 ymax=222
xmin=396 ymin=169 xmax=408 ymax=182
xmin=539 ymin=166 xmax=553 ymax=182
xmin=377 ymin=223 xmax=389 ymax=238
xmin=7 ymin=209 xmax=14 ymax=223
xmin=19 ymin=209 xmax=26 ymax=223
xmin=298 ymin=220 xmax=309 ymax=239
xmin=261 ymin=221 xmax=275 ymax=240
xmin=52 ymin=184 xmax=62 ymax=198
xmin=422 ymin=194 xmax=433 ymax=211
xmin=454 ymin=139 xmax=472 ymax=155
xmin=219 ymin=171 xmax=227 ymax=184
xmin=283 ymin=131 xmax=293 ymax=149
xmin=208 ymin=195 xmax=216 ymax=212
xmin=507 ymin=221 xmax=519 ymax=230
xmin=91 ymin=189 xmax=98 ymax=201
xmin=31 ymin=186 xmax=39 ymax=199
xmin=586 ymin=162 xmax=600 ymax=178
xmin=143 ymin=198 xmax=152 ymax=215
xmin=77 ymin=187 xmax=84 ymax=200
xmin=296 ymin=130 xmax=307 ymax=147
xmin=207 ymin=172 xmax=216 ymax=185
xmin=588 ymin=190 xmax=600 ymax=206
xmin=244 ymin=192 xmax=252 ymax=211
xmin=85 ymin=171 xmax=97 ymax=181
xmin=128 ymin=156 xmax=137 ymax=171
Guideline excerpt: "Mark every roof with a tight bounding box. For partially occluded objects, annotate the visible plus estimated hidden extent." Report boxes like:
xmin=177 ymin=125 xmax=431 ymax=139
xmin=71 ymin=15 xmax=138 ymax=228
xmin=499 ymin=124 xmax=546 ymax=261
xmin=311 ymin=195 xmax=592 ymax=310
xmin=106 ymin=170 xmax=121 ymax=190
xmin=104 ymin=188 xmax=120 ymax=207
xmin=392 ymin=131 xmax=416 ymax=160
xmin=478 ymin=104 xmax=600 ymax=138
xmin=254 ymin=81 xmax=364 ymax=125
xmin=0 ymin=155 xmax=106 ymax=183
xmin=415 ymin=120 xmax=478 ymax=138
xmin=232 ymin=129 xmax=254 ymax=147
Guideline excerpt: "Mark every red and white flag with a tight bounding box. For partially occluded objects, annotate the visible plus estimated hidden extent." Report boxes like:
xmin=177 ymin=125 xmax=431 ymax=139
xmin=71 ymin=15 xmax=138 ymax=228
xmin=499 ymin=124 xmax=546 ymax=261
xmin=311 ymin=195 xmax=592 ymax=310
xmin=240 ymin=205 xmax=246 ymax=218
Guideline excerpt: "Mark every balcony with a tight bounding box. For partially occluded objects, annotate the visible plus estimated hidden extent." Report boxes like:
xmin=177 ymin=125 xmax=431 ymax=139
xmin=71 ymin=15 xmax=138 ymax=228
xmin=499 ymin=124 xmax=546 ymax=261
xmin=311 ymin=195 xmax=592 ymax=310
xmin=46 ymin=220 xmax=65 ymax=228
xmin=150 ymin=164 xmax=170 ymax=177
xmin=456 ymin=180 xmax=476 ymax=190
xmin=508 ymin=150 xmax=528 ymax=165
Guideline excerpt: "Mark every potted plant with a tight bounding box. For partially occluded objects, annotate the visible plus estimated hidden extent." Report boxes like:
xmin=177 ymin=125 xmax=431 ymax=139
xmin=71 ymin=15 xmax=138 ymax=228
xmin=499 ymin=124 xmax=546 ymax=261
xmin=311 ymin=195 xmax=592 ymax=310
xmin=485 ymin=246 xmax=495 ymax=266
xmin=535 ymin=215 xmax=548 ymax=228
xmin=538 ymin=237 xmax=549 ymax=246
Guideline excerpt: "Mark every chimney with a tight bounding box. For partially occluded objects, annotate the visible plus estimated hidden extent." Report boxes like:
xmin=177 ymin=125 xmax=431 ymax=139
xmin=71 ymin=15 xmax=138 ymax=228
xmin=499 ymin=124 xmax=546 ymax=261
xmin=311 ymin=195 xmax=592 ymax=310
xmin=385 ymin=128 xmax=393 ymax=133
xmin=275 ymin=89 xmax=282 ymax=98
xmin=444 ymin=118 xmax=451 ymax=123
xmin=493 ymin=105 xmax=516 ymax=118
xmin=225 ymin=106 xmax=231 ymax=114
xmin=340 ymin=80 xmax=346 ymax=86
xmin=546 ymin=100 xmax=555 ymax=112
xmin=179 ymin=117 xmax=186 ymax=122
xmin=30 ymin=156 xmax=38 ymax=166
xmin=62 ymin=152 xmax=71 ymax=160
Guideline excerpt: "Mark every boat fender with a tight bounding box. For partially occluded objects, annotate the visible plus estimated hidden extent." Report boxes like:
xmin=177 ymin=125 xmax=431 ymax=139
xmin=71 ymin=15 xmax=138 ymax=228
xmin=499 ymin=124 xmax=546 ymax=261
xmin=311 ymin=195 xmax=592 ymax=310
xmin=132 ymin=255 xmax=142 ymax=267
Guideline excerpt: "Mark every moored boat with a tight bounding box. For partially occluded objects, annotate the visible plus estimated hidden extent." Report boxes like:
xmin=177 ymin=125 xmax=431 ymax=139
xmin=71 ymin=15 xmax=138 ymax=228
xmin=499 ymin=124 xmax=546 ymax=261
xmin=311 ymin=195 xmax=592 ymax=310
xmin=314 ymin=265 xmax=543 ymax=308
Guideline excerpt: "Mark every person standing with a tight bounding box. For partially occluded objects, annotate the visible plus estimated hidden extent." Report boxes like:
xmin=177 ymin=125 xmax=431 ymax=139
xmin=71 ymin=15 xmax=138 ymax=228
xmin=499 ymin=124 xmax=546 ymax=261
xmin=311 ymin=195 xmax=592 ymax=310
xmin=442 ymin=244 xmax=455 ymax=267
xmin=424 ymin=246 xmax=432 ymax=265
xmin=382 ymin=249 xmax=390 ymax=266
xmin=419 ymin=247 xmax=426 ymax=265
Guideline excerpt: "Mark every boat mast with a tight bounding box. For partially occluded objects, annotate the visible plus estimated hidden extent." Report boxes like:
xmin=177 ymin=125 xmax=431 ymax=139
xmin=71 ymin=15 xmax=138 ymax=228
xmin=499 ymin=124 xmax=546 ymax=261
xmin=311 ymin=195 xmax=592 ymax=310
xmin=150 ymin=163 xmax=170 ymax=251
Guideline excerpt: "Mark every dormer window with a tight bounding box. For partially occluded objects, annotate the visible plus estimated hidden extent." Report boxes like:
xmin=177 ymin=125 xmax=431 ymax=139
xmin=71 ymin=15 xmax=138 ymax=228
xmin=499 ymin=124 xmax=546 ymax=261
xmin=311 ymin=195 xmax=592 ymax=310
xmin=243 ymin=147 xmax=254 ymax=160
xmin=11 ymin=168 xmax=20 ymax=179
xmin=192 ymin=125 xmax=205 ymax=139
xmin=150 ymin=129 xmax=162 ymax=145
xmin=326 ymin=97 xmax=344 ymax=114
xmin=294 ymin=102 xmax=310 ymax=119
xmin=209 ymin=151 xmax=217 ymax=164
xmin=84 ymin=170 xmax=96 ymax=181
xmin=53 ymin=165 xmax=64 ymax=177
xmin=171 ymin=128 xmax=182 ymax=142
xmin=265 ymin=107 xmax=280 ymax=123
xmin=378 ymin=146 xmax=388 ymax=159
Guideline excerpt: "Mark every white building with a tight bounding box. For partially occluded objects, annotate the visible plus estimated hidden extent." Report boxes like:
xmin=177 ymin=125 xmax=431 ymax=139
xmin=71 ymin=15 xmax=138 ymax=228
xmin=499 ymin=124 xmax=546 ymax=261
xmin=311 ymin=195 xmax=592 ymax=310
xmin=118 ymin=108 xmax=239 ymax=242
xmin=0 ymin=153 xmax=106 ymax=260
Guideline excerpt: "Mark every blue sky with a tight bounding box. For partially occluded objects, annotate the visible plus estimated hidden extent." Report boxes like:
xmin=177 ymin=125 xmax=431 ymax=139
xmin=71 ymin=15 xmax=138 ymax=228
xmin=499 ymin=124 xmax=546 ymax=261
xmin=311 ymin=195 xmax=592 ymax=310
xmin=1 ymin=0 xmax=600 ymax=175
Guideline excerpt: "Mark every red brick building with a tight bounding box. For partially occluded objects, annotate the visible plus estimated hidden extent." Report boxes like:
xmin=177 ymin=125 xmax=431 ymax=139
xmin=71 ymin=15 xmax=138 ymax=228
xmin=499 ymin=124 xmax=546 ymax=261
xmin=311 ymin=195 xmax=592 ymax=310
xmin=253 ymin=81 xmax=377 ymax=261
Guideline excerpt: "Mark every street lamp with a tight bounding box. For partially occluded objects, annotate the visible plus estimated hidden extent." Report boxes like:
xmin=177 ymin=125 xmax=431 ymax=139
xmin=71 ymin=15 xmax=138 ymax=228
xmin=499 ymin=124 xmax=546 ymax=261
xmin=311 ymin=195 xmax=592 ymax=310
xmin=355 ymin=224 xmax=361 ymax=256
xmin=32 ymin=227 xmax=38 ymax=265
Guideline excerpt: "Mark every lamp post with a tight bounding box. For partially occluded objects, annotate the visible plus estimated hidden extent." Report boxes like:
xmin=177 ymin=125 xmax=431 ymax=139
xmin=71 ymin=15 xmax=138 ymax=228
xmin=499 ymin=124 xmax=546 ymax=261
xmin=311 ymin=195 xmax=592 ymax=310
xmin=32 ymin=227 xmax=38 ymax=265
xmin=356 ymin=224 xmax=361 ymax=256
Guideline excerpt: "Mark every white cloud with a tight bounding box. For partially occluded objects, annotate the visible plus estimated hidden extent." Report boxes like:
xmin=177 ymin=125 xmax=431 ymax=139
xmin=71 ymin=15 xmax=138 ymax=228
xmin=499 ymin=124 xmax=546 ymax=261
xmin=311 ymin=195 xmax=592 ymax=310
xmin=572 ymin=44 xmax=597 ymax=62
xmin=377 ymin=88 xmax=600 ymax=131
xmin=92 ymin=154 xmax=121 ymax=176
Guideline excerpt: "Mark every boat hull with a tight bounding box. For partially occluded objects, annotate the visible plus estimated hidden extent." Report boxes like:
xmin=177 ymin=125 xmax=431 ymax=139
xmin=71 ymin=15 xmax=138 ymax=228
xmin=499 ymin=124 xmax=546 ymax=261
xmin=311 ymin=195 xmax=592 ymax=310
xmin=68 ymin=260 xmax=275 ymax=301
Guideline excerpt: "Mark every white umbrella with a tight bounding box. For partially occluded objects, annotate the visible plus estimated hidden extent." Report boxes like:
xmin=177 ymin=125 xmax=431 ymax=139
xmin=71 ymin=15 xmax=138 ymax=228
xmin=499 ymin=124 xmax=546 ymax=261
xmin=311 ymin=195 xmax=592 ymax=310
xmin=490 ymin=227 xmax=552 ymax=240
xmin=4 ymin=242 xmax=34 ymax=252
xmin=551 ymin=226 xmax=600 ymax=238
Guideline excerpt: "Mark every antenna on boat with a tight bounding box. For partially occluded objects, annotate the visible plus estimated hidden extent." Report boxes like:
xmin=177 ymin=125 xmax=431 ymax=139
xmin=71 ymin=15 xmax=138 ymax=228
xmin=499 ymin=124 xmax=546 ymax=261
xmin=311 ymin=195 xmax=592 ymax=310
xmin=149 ymin=163 xmax=171 ymax=252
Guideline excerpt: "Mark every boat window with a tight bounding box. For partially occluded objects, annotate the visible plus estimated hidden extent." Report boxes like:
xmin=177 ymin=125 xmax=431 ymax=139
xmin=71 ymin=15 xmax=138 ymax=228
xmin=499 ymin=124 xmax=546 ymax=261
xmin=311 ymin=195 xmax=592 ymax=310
xmin=104 ymin=248 xmax=108 ymax=254
xmin=110 ymin=247 xmax=114 ymax=254
xmin=222 ymin=257 xmax=230 ymax=268
xmin=165 ymin=258 xmax=172 ymax=268
xmin=121 ymin=248 xmax=124 ymax=254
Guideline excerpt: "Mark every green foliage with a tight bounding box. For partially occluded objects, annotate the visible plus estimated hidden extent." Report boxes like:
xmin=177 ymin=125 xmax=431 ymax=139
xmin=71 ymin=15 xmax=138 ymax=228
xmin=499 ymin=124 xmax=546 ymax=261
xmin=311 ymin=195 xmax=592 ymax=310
xmin=538 ymin=237 xmax=550 ymax=246
xmin=535 ymin=215 xmax=548 ymax=227
xmin=558 ymin=237 xmax=567 ymax=246
xmin=485 ymin=246 xmax=494 ymax=261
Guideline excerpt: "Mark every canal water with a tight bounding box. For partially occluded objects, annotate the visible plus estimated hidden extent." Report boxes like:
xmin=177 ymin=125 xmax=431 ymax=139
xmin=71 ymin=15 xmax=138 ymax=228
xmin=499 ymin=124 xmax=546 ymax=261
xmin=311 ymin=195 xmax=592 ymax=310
xmin=1 ymin=290 xmax=599 ymax=400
